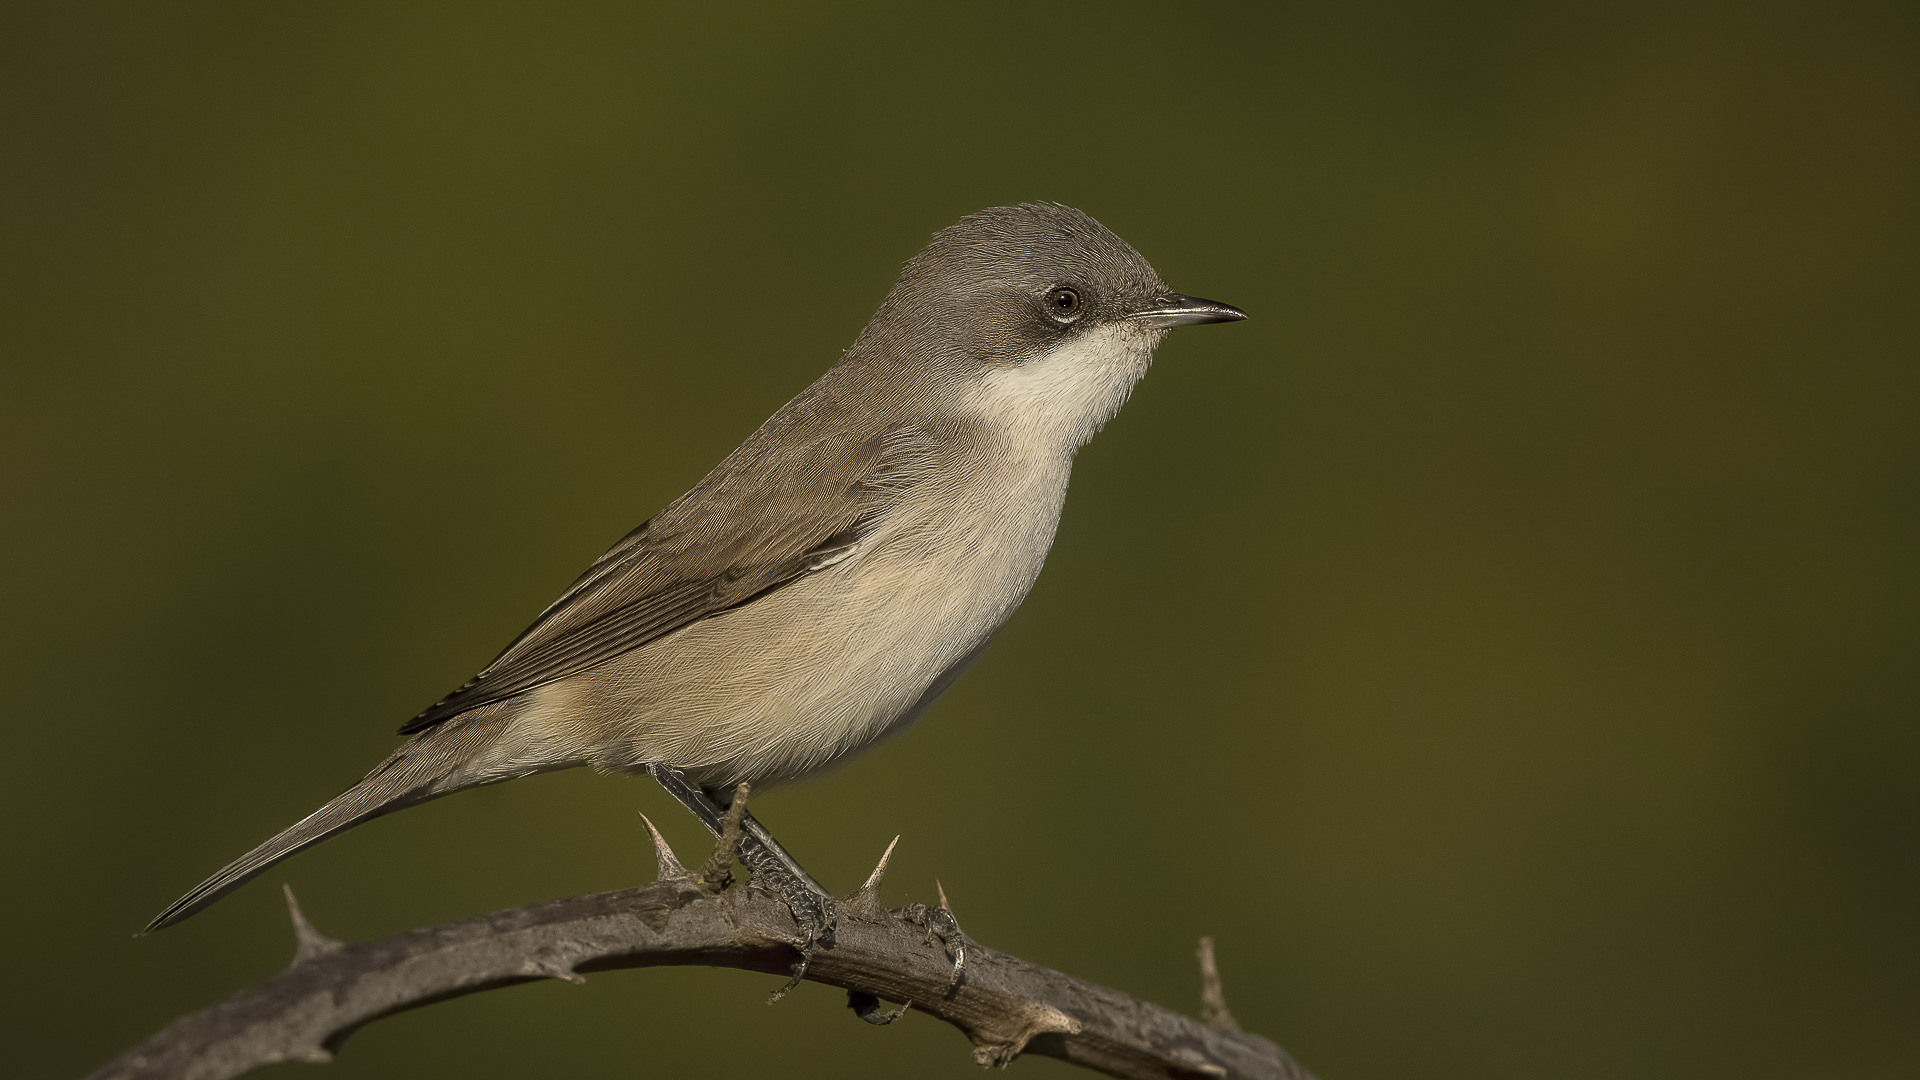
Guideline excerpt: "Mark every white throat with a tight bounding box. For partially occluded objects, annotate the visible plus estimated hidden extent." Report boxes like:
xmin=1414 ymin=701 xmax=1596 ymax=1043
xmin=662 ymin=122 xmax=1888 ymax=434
xmin=969 ymin=322 xmax=1162 ymax=455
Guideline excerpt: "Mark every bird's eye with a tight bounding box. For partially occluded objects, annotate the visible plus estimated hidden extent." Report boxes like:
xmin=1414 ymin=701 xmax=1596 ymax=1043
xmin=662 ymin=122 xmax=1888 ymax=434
xmin=1046 ymin=286 xmax=1083 ymax=322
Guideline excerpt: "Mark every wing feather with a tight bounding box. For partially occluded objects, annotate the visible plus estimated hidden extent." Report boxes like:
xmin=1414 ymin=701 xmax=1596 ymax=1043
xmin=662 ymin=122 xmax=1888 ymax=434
xmin=400 ymin=424 xmax=933 ymax=734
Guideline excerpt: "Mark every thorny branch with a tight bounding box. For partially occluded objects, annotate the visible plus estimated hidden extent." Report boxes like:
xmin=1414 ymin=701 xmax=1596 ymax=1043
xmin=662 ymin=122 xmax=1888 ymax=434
xmin=91 ymin=818 xmax=1317 ymax=1080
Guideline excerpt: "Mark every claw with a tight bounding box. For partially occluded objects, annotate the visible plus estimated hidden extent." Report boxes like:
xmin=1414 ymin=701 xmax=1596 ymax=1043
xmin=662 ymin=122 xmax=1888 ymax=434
xmin=748 ymin=828 xmax=837 ymax=1003
xmin=901 ymin=882 xmax=967 ymax=996
xmin=847 ymin=988 xmax=911 ymax=1026
xmin=933 ymin=879 xmax=967 ymax=995
xmin=637 ymin=812 xmax=691 ymax=884
xmin=763 ymin=888 xmax=835 ymax=1004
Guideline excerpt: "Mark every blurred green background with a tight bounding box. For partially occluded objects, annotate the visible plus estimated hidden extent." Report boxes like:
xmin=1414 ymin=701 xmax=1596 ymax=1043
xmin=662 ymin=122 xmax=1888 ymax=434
xmin=5 ymin=2 xmax=1916 ymax=1078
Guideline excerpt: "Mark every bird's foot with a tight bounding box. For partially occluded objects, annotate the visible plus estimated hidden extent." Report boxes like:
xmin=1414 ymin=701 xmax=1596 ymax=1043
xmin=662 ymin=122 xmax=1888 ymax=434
xmin=902 ymin=879 xmax=968 ymax=995
xmin=647 ymin=763 xmax=836 ymax=912
xmin=662 ymin=774 xmax=836 ymax=1000
xmin=747 ymin=856 xmax=836 ymax=1002
xmin=646 ymin=766 xmax=838 ymax=988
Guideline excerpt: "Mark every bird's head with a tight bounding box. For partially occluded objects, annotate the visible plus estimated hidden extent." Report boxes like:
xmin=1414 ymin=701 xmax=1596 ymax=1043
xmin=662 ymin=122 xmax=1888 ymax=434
xmin=854 ymin=203 xmax=1245 ymax=448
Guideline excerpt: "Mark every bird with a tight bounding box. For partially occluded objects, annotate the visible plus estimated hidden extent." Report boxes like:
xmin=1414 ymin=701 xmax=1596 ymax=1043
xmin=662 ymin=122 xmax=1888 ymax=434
xmin=146 ymin=202 xmax=1245 ymax=937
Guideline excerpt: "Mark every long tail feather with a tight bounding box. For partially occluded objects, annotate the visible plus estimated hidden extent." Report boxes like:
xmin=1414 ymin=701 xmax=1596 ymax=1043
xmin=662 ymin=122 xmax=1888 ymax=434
xmin=145 ymin=744 xmax=452 ymax=933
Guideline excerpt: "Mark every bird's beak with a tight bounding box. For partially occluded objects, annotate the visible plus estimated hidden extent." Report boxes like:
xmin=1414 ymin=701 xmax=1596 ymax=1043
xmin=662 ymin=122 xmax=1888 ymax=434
xmin=1126 ymin=294 xmax=1249 ymax=327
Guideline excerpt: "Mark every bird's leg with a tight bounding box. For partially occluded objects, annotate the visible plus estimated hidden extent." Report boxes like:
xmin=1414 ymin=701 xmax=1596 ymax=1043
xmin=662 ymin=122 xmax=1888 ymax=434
xmin=646 ymin=764 xmax=830 ymax=896
xmin=646 ymin=765 xmax=837 ymax=978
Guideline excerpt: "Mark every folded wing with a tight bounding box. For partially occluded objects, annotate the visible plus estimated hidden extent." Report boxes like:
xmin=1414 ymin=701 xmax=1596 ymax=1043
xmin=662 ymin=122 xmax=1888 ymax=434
xmin=401 ymin=424 xmax=935 ymax=734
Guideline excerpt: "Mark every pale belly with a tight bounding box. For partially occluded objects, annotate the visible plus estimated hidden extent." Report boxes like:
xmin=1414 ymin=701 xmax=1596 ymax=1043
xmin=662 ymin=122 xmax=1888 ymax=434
xmin=502 ymin=466 xmax=1070 ymax=790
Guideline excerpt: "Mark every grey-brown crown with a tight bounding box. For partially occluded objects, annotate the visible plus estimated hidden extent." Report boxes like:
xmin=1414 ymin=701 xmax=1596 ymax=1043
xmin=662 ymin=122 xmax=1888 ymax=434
xmin=904 ymin=203 xmax=1167 ymax=307
xmin=852 ymin=203 xmax=1172 ymax=369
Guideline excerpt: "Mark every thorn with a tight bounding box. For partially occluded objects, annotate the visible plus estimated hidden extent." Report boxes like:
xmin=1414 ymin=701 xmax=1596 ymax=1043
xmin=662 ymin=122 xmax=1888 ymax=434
xmin=969 ymin=1001 xmax=1081 ymax=1068
xmin=861 ymin=835 xmax=900 ymax=895
xmin=519 ymin=957 xmax=587 ymax=985
xmin=637 ymin=812 xmax=691 ymax=883
xmin=281 ymin=884 xmax=344 ymax=967
xmin=1197 ymin=936 xmax=1240 ymax=1033
xmin=841 ymin=835 xmax=899 ymax=921
xmin=697 ymin=781 xmax=749 ymax=892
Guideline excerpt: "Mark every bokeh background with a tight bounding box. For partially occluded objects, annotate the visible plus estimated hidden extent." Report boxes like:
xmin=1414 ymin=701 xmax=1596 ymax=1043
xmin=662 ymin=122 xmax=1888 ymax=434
xmin=5 ymin=2 xmax=1916 ymax=1078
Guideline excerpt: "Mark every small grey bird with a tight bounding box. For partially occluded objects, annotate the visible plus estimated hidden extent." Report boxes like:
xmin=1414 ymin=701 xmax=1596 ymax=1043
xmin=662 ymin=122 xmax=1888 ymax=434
xmin=148 ymin=202 xmax=1244 ymax=934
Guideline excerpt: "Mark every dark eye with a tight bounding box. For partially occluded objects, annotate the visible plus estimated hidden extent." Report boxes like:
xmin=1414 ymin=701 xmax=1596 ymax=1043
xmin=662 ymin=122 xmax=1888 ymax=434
xmin=1046 ymin=286 xmax=1083 ymax=321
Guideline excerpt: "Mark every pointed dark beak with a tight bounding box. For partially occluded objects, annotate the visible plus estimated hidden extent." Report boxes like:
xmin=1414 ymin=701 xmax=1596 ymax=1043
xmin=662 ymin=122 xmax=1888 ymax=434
xmin=1126 ymin=294 xmax=1249 ymax=327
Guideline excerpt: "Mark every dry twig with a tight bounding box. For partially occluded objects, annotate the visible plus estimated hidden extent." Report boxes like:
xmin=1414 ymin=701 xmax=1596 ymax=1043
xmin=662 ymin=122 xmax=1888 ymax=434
xmin=92 ymin=825 xmax=1314 ymax=1080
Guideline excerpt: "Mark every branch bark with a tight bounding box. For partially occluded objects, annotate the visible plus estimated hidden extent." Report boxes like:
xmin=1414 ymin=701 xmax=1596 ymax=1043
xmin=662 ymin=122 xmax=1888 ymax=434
xmin=92 ymin=826 xmax=1316 ymax=1080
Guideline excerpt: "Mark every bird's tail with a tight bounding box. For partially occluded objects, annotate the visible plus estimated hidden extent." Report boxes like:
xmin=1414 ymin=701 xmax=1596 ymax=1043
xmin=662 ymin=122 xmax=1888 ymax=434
xmin=145 ymin=734 xmax=468 ymax=933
